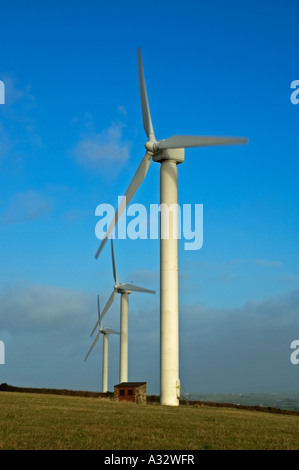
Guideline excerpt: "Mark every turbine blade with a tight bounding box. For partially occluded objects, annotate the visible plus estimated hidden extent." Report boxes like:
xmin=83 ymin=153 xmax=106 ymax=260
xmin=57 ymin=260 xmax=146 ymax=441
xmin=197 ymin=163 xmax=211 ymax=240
xmin=99 ymin=289 xmax=117 ymax=322
xmin=111 ymin=239 xmax=118 ymax=285
xmin=97 ymin=294 xmax=100 ymax=319
xmin=157 ymin=135 xmax=249 ymax=150
xmin=138 ymin=48 xmax=155 ymax=140
xmin=84 ymin=331 xmax=102 ymax=361
xmin=95 ymin=152 xmax=152 ymax=259
xmin=119 ymin=283 xmax=155 ymax=294
xmin=90 ymin=289 xmax=117 ymax=336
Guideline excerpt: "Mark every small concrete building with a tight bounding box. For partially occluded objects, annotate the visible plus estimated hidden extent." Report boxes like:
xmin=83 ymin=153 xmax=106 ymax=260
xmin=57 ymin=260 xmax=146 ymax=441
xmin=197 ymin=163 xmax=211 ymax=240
xmin=114 ymin=382 xmax=146 ymax=404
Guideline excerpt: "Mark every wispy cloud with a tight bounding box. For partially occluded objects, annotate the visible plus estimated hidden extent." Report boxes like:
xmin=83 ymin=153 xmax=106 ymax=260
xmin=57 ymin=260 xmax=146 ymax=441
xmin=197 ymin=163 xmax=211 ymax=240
xmin=180 ymin=288 xmax=299 ymax=392
xmin=1 ymin=75 xmax=33 ymax=106
xmin=117 ymin=106 xmax=127 ymax=116
xmin=0 ymin=189 xmax=53 ymax=226
xmin=123 ymin=268 xmax=159 ymax=288
xmin=71 ymin=109 xmax=132 ymax=177
xmin=0 ymin=74 xmax=42 ymax=161
xmin=62 ymin=208 xmax=93 ymax=223
xmin=229 ymin=258 xmax=283 ymax=267
xmin=1 ymin=279 xmax=298 ymax=393
xmin=0 ymin=122 xmax=12 ymax=159
xmin=275 ymin=274 xmax=299 ymax=284
xmin=72 ymin=121 xmax=131 ymax=176
xmin=0 ymin=281 xmax=118 ymax=390
xmin=0 ymin=282 xmax=94 ymax=334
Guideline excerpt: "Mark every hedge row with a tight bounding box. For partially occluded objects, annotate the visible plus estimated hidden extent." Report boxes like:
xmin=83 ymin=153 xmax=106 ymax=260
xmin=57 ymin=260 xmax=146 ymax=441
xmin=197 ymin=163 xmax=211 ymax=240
xmin=1 ymin=383 xmax=299 ymax=416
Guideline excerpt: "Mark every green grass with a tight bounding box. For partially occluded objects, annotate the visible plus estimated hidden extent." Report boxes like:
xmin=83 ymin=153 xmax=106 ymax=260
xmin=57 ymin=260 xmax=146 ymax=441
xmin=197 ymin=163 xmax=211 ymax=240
xmin=0 ymin=391 xmax=299 ymax=450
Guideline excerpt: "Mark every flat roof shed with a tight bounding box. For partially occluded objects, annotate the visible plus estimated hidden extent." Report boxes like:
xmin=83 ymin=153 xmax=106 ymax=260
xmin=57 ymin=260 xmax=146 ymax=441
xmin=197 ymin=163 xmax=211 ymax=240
xmin=114 ymin=382 xmax=147 ymax=404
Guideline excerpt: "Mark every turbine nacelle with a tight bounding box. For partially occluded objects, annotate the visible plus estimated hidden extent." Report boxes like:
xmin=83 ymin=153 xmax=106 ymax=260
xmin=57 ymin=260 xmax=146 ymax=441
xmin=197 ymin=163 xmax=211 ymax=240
xmin=115 ymin=281 xmax=155 ymax=295
xmin=152 ymin=147 xmax=185 ymax=164
xmin=84 ymin=295 xmax=120 ymax=362
xmin=91 ymin=239 xmax=155 ymax=337
xmin=145 ymin=138 xmax=185 ymax=163
xmin=115 ymin=283 xmax=132 ymax=294
xmin=100 ymin=327 xmax=120 ymax=336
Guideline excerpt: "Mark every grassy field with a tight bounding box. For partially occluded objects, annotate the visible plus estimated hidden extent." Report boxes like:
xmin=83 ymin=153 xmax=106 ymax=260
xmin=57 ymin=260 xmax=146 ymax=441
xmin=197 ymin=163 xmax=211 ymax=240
xmin=0 ymin=391 xmax=299 ymax=450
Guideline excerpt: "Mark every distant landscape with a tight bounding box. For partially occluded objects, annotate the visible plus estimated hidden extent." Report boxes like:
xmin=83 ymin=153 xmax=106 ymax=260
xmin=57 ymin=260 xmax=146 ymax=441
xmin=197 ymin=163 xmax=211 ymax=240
xmin=1 ymin=383 xmax=299 ymax=413
xmin=184 ymin=392 xmax=299 ymax=412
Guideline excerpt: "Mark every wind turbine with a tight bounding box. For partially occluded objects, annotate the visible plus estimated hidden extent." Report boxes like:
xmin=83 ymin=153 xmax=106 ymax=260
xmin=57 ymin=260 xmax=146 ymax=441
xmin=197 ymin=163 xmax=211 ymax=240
xmin=91 ymin=239 xmax=155 ymax=383
xmin=85 ymin=295 xmax=120 ymax=393
xmin=94 ymin=48 xmax=248 ymax=406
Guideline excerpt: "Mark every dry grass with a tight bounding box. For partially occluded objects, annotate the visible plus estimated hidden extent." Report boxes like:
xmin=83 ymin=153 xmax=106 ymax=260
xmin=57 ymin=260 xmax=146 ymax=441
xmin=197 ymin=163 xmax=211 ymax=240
xmin=0 ymin=391 xmax=299 ymax=450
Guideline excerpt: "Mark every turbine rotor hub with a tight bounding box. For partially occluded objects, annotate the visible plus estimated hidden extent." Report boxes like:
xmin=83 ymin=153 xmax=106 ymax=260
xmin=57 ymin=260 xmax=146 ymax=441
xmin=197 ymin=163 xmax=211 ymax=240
xmin=145 ymin=140 xmax=157 ymax=153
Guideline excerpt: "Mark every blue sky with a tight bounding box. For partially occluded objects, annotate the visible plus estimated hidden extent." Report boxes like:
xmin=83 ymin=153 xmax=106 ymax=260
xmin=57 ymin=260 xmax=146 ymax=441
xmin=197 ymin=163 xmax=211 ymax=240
xmin=0 ymin=0 xmax=299 ymax=395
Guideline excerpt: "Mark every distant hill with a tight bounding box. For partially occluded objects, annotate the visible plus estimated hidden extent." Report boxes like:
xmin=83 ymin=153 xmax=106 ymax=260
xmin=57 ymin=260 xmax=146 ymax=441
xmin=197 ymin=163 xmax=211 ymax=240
xmin=1 ymin=383 xmax=299 ymax=415
xmin=181 ymin=392 xmax=299 ymax=412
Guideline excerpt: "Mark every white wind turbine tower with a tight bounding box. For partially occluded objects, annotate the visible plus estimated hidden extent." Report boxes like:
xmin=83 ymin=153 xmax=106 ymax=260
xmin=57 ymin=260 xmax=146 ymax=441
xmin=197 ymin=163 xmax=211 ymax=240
xmin=95 ymin=48 xmax=248 ymax=406
xmin=84 ymin=295 xmax=120 ymax=393
xmin=91 ymin=239 xmax=155 ymax=384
